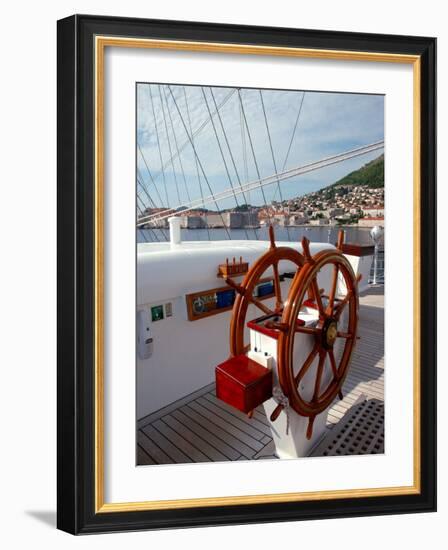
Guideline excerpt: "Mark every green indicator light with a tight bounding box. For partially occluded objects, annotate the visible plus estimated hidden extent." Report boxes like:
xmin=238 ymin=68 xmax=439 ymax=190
xmin=151 ymin=305 xmax=164 ymax=322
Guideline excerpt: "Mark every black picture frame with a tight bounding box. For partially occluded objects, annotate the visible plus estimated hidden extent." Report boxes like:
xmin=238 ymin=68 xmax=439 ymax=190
xmin=57 ymin=14 xmax=436 ymax=534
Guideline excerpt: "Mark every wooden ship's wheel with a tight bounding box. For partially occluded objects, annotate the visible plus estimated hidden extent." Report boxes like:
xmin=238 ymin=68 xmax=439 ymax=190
xmin=222 ymin=227 xmax=360 ymax=439
xmin=225 ymin=226 xmax=304 ymax=357
xmin=271 ymin=232 xmax=360 ymax=439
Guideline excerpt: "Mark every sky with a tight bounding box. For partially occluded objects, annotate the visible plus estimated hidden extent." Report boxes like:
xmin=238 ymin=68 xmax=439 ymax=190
xmin=136 ymin=83 xmax=384 ymax=212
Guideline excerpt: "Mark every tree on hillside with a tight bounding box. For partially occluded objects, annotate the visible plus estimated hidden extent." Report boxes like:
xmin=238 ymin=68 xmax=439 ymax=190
xmin=331 ymin=154 xmax=384 ymax=188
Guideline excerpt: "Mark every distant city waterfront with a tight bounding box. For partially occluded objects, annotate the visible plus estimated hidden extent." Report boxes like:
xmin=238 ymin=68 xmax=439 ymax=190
xmin=138 ymin=225 xmax=381 ymax=246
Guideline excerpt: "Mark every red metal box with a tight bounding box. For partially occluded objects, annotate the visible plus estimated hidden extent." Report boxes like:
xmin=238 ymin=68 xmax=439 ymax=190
xmin=215 ymin=354 xmax=273 ymax=414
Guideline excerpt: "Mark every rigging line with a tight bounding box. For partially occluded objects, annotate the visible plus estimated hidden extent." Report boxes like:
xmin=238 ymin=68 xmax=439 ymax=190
xmin=162 ymin=86 xmax=192 ymax=204
xmin=183 ymin=87 xmax=210 ymax=240
xmin=282 ymin=91 xmax=306 ymax=172
xmin=240 ymin=99 xmax=251 ymax=219
xmin=137 ymin=140 xmax=384 ymax=225
xmin=154 ymin=88 xmax=236 ymax=184
xmin=138 ymin=221 xmax=159 ymax=243
xmin=242 ymin=104 xmax=249 ymax=200
xmin=136 ymin=188 xmax=168 ymax=242
xmin=136 ymin=167 xmax=157 ymax=208
xmin=270 ymin=91 xmax=306 ymax=204
xmin=137 ymin=202 xmax=150 ymax=242
xmin=237 ymin=88 xmax=272 ymax=226
xmin=159 ymin=85 xmax=182 ymax=204
xmin=145 ymin=88 xmax=238 ymax=223
xmin=259 ymin=90 xmax=291 ymax=241
xmin=137 ymin=212 xmax=151 ymax=243
xmin=137 ymin=143 xmax=165 ymax=207
xmin=136 ymin=171 xmax=157 ymax=208
xmin=137 ymin=173 xmax=169 ymax=240
xmin=137 ymin=196 xmax=160 ymax=242
xmin=209 ymin=87 xmax=258 ymax=240
xmin=148 ymin=85 xmax=169 ymax=207
xmin=167 ymin=85 xmax=231 ymax=239
xmin=201 ymin=88 xmax=250 ymax=240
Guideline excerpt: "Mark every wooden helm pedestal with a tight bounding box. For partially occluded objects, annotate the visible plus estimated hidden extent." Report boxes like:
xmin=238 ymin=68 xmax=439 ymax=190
xmin=215 ymin=227 xmax=360 ymax=459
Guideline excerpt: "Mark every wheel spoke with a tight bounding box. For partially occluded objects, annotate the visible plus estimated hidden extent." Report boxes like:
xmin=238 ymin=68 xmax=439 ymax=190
xmin=272 ymin=261 xmax=283 ymax=311
xmin=295 ymin=325 xmax=320 ymax=336
xmin=265 ymin=320 xmax=288 ymax=331
xmin=337 ymin=229 xmax=345 ymax=250
xmin=294 ymin=343 xmax=319 ymax=385
xmin=225 ymin=277 xmax=245 ymax=296
xmin=270 ymin=403 xmax=284 ymax=422
xmin=311 ymin=278 xmax=325 ymax=319
xmin=312 ymin=351 xmax=327 ymax=402
xmin=269 ymin=225 xmax=276 ymax=248
xmin=328 ymin=348 xmax=338 ymax=378
xmin=334 ymin=289 xmax=353 ymax=320
xmin=306 ymin=415 xmax=315 ymax=440
xmin=248 ymin=295 xmax=275 ymax=316
xmin=326 ymin=264 xmax=339 ymax=315
xmin=337 ymin=331 xmax=353 ymax=339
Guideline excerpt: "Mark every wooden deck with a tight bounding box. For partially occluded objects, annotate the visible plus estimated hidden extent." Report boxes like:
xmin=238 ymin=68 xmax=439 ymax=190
xmin=137 ymin=285 xmax=384 ymax=465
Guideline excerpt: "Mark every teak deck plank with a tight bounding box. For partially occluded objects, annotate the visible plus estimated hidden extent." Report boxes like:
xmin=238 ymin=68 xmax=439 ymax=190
xmin=190 ymin=400 xmax=264 ymax=451
xmin=137 ymin=382 xmax=214 ymax=430
xmin=162 ymin=413 xmax=230 ymax=462
xmin=210 ymin=388 xmax=270 ymax=426
xmin=170 ymin=408 xmax=241 ymax=460
xmin=137 ymin=444 xmax=156 ymax=465
xmin=152 ymin=419 xmax=210 ymax=463
xmin=141 ymin=424 xmax=193 ymax=464
xmin=195 ymin=397 xmax=266 ymax=442
xmin=203 ymin=392 xmax=272 ymax=436
xmin=178 ymin=404 xmax=255 ymax=458
xmin=138 ymin=430 xmax=176 ymax=464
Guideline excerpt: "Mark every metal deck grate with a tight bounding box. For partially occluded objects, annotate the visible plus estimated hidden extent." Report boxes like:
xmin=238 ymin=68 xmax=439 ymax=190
xmin=310 ymin=397 xmax=384 ymax=457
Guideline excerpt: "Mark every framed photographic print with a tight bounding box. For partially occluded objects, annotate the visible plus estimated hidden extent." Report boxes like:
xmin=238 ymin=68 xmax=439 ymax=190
xmin=57 ymin=14 xmax=436 ymax=534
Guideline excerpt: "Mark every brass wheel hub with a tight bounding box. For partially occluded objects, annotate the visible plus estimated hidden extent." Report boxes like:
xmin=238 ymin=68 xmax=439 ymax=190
xmin=322 ymin=318 xmax=338 ymax=349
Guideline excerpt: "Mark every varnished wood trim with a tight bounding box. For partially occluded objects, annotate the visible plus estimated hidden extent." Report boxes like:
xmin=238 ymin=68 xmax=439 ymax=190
xmin=97 ymin=485 xmax=420 ymax=513
xmin=96 ymin=36 xmax=419 ymax=64
xmin=185 ymin=277 xmax=274 ymax=321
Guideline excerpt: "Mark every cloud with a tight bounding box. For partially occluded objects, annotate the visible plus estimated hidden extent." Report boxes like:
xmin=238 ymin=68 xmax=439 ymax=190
xmin=137 ymin=83 xmax=384 ymax=210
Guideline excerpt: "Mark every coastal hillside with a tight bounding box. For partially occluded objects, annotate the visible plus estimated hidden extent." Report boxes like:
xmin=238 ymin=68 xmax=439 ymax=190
xmin=331 ymin=154 xmax=384 ymax=188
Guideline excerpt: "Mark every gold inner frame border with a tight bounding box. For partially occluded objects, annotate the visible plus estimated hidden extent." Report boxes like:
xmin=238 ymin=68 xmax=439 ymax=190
xmin=94 ymin=35 xmax=421 ymax=513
